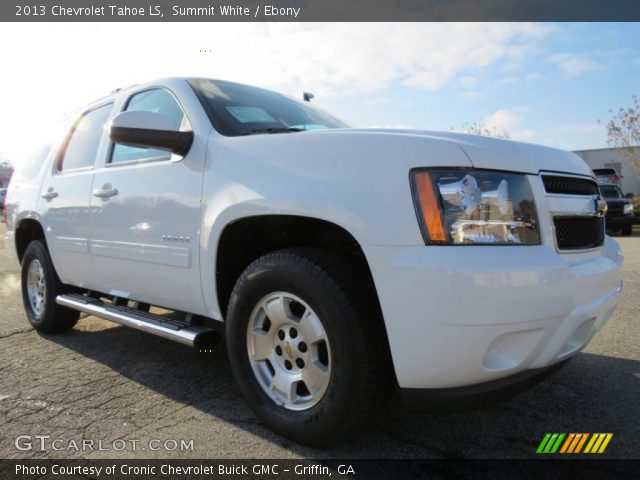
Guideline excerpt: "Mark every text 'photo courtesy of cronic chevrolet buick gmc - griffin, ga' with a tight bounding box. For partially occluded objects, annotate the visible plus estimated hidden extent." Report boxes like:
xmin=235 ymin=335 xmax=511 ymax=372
xmin=3 ymin=78 xmax=623 ymax=446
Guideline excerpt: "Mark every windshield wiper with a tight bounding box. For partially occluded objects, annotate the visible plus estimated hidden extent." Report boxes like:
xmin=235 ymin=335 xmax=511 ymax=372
xmin=241 ymin=127 xmax=305 ymax=135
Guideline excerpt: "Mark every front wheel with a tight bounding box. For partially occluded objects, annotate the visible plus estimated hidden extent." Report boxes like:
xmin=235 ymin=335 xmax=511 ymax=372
xmin=226 ymin=248 xmax=392 ymax=446
xmin=21 ymin=240 xmax=79 ymax=333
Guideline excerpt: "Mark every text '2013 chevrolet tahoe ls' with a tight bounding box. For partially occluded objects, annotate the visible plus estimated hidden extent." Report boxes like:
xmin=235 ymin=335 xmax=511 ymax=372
xmin=4 ymin=78 xmax=623 ymax=446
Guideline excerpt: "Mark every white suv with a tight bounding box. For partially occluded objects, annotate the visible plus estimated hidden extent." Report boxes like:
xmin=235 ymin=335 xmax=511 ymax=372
xmin=4 ymin=78 xmax=623 ymax=446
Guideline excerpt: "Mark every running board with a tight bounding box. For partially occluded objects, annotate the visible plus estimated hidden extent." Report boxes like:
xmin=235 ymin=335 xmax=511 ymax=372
xmin=56 ymin=294 xmax=219 ymax=349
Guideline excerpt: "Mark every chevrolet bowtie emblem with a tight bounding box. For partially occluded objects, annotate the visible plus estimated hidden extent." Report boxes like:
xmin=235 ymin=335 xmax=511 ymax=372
xmin=285 ymin=342 xmax=293 ymax=358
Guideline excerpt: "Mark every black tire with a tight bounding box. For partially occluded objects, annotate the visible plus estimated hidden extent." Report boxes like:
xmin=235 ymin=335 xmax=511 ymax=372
xmin=622 ymin=226 xmax=633 ymax=236
xmin=21 ymin=240 xmax=80 ymax=333
xmin=226 ymin=248 xmax=392 ymax=447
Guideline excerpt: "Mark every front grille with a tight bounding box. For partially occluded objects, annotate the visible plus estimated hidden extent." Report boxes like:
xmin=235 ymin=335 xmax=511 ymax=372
xmin=606 ymin=205 xmax=623 ymax=217
xmin=553 ymin=216 xmax=604 ymax=250
xmin=542 ymin=175 xmax=599 ymax=196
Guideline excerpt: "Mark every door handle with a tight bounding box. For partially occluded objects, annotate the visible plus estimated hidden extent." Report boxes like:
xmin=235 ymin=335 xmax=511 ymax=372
xmin=40 ymin=188 xmax=58 ymax=200
xmin=93 ymin=185 xmax=118 ymax=198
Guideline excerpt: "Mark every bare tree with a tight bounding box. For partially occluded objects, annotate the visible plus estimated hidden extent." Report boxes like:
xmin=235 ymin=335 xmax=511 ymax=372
xmin=605 ymin=94 xmax=640 ymax=176
xmin=454 ymin=122 xmax=510 ymax=139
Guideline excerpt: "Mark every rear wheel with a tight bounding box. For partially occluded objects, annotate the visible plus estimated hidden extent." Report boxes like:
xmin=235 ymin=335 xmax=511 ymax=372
xmin=226 ymin=248 xmax=392 ymax=446
xmin=21 ymin=240 xmax=79 ymax=333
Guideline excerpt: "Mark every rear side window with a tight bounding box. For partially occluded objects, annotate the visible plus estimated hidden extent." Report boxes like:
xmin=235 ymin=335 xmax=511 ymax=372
xmin=111 ymin=88 xmax=189 ymax=165
xmin=17 ymin=144 xmax=50 ymax=179
xmin=59 ymin=104 xmax=112 ymax=171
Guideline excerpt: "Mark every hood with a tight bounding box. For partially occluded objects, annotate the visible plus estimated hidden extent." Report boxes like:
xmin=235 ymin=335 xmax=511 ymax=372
xmin=325 ymin=128 xmax=593 ymax=177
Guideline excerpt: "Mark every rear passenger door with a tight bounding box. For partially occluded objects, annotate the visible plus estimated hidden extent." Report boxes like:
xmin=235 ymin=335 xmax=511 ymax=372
xmin=88 ymin=87 xmax=207 ymax=314
xmin=40 ymin=103 xmax=112 ymax=285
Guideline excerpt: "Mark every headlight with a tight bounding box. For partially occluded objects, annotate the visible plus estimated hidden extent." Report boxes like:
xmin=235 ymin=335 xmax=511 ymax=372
xmin=624 ymin=203 xmax=634 ymax=215
xmin=411 ymin=168 xmax=540 ymax=245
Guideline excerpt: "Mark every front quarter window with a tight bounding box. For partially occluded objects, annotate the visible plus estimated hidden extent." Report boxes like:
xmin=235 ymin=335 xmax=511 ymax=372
xmin=111 ymin=88 xmax=190 ymax=165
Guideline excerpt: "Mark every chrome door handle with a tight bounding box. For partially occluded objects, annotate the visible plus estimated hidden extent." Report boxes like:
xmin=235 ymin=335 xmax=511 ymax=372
xmin=93 ymin=186 xmax=118 ymax=198
xmin=40 ymin=189 xmax=58 ymax=200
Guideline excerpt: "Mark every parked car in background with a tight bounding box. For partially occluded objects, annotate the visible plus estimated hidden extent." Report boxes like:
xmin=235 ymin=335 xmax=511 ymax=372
xmin=593 ymin=168 xmax=623 ymax=186
xmin=600 ymin=184 xmax=634 ymax=235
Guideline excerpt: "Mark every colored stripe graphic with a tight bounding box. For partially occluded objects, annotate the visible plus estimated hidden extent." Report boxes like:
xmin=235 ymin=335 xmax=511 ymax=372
xmin=597 ymin=433 xmax=614 ymax=453
xmin=536 ymin=433 xmax=565 ymax=454
xmin=537 ymin=433 xmax=613 ymax=454
xmin=567 ymin=433 xmax=581 ymax=453
xmin=574 ymin=433 xmax=589 ymax=453
xmin=550 ymin=433 xmax=565 ymax=453
xmin=584 ymin=433 xmax=614 ymax=454
xmin=559 ymin=433 xmax=575 ymax=453
xmin=544 ymin=433 xmax=559 ymax=453
xmin=536 ymin=433 xmax=552 ymax=453
xmin=584 ymin=434 xmax=599 ymax=453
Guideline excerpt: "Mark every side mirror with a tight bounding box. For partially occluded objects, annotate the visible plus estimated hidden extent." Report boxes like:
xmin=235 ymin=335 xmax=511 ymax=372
xmin=110 ymin=111 xmax=193 ymax=156
xmin=625 ymin=193 xmax=634 ymax=199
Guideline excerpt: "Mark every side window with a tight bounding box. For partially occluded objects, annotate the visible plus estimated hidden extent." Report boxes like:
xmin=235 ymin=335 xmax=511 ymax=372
xmin=111 ymin=88 xmax=190 ymax=165
xmin=59 ymin=104 xmax=112 ymax=172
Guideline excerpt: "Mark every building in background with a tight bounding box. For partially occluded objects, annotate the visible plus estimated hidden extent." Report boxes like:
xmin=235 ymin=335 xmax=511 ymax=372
xmin=574 ymin=147 xmax=640 ymax=196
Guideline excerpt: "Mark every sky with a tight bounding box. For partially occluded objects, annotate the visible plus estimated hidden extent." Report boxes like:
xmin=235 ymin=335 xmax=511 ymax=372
xmin=0 ymin=22 xmax=639 ymax=166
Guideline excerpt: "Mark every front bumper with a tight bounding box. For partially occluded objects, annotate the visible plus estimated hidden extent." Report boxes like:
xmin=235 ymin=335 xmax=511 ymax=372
xmin=401 ymin=359 xmax=569 ymax=411
xmin=606 ymin=214 xmax=634 ymax=230
xmin=363 ymin=236 xmax=623 ymax=390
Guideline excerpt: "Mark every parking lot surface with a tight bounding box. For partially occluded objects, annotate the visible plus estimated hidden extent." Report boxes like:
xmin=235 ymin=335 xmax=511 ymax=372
xmin=1 ymin=224 xmax=638 ymax=459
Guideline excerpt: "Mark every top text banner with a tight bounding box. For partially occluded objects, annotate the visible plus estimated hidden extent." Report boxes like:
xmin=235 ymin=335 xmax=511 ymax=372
xmin=5 ymin=0 xmax=640 ymax=21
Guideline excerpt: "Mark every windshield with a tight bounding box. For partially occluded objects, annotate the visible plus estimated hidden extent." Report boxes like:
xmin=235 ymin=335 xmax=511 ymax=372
xmin=187 ymin=79 xmax=348 ymax=136
xmin=600 ymin=185 xmax=624 ymax=198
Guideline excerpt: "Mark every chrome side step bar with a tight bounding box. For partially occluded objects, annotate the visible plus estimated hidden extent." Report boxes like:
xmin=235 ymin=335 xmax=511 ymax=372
xmin=56 ymin=294 xmax=219 ymax=349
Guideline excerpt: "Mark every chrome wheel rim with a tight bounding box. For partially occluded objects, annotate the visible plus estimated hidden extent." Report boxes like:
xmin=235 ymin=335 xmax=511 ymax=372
xmin=26 ymin=259 xmax=46 ymax=317
xmin=247 ymin=292 xmax=332 ymax=411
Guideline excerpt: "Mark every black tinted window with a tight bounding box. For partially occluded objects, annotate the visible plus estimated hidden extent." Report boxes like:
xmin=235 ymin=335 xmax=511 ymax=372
xmin=111 ymin=88 xmax=189 ymax=164
xmin=188 ymin=79 xmax=347 ymax=136
xmin=600 ymin=185 xmax=623 ymax=198
xmin=60 ymin=104 xmax=112 ymax=171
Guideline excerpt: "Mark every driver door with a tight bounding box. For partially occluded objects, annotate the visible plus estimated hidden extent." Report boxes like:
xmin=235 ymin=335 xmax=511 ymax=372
xmin=88 ymin=87 xmax=206 ymax=314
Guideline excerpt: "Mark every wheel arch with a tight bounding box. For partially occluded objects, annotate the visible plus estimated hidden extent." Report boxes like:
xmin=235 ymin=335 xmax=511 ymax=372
xmin=14 ymin=216 xmax=47 ymax=263
xmin=215 ymin=214 xmax=374 ymax=316
xmin=214 ymin=213 xmax=398 ymax=389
